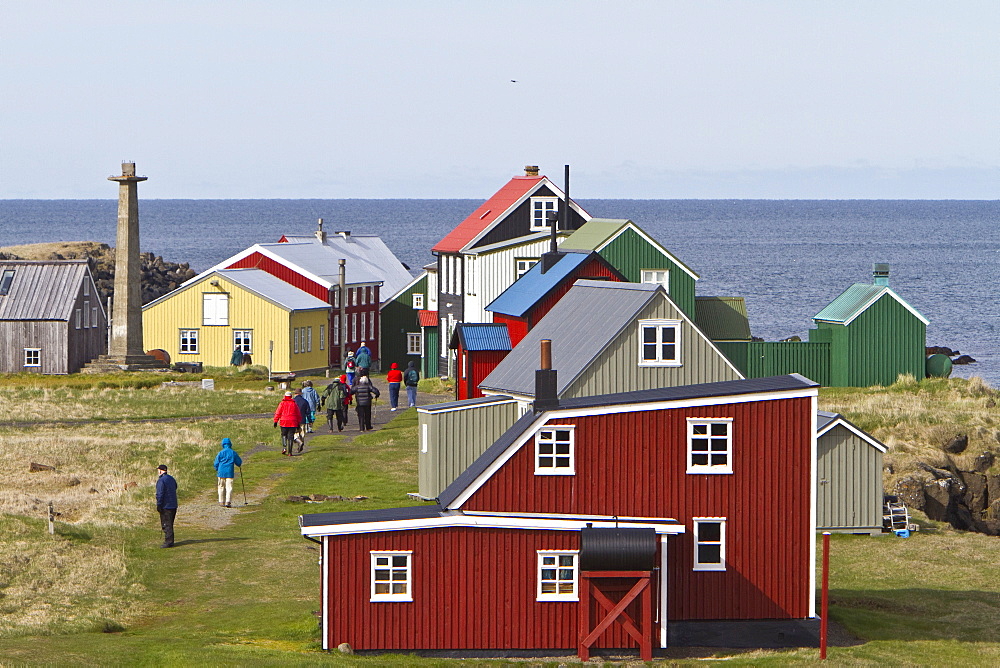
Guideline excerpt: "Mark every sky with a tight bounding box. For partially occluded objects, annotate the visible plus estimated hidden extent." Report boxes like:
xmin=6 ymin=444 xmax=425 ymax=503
xmin=2 ymin=2 xmax=998 ymax=199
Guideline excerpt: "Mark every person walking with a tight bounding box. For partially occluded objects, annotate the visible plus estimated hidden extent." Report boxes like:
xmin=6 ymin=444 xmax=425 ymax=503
xmin=355 ymin=342 xmax=372 ymax=374
xmin=403 ymin=360 xmax=420 ymax=408
xmin=213 ymin=438 xmax=243 ymax=508
xmin=386 ymin=362 xmax=403 ymax=411
xmin=155 ymin=464 xmax=178 ymax=548
xmin=292 ymin=389 xmax=310 ymax=451
xmin=301 ymin=380 xmax=320 ymax=433
xmin=273 ymin=391 xmax=302 ymax=456
xmin=321 ymin=374 xmax=351 ymax=431
xmin=345 ymin=351 xmax=357 ymax=385
xmin=351 ymin=369 xmax=380 ymax=431
xmin=230 ymin=346 xmax=244 ymax=367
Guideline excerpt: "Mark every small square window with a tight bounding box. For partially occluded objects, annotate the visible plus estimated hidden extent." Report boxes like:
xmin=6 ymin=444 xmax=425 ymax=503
xmin=371 ymin=551 xmax=412 ymax=602
xmin=179 ymin=329 xmax=199 ymax=354
xmin=412 ymin=293 xmax=424 ymax=310
xmin=535 ymin=425 xmax=575 ymax=475
xmin=687 ymin=419 xmax=733 ymax=474
xmin=515 ymin=258 xmax=538 ymax=279
xmin=407 ymin=333 xmax=422 ymax=355
xmin=638 ymin=320 xmax=682 ymax=367
xmin=537 ymin=551 xmax=578 ymax=601
xmin=641 ymin=269 xmax=670 ymax=292
xmin=203 ymin=292 xmax=229 ymax=326
xmin=24 ymin=348 xmax=41 ymax=367
xmin=0 ymin=270 xmax=15 ymax=296
xmin=530 ymin=196 xmax=559 ymax=231
xmin=693 ymin=518 xmax=726 ymax=571
xmin=233 ymin=330 xmax=252 ymax=354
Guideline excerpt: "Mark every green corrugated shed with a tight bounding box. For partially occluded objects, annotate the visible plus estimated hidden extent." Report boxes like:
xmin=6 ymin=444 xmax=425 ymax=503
xmin=694 ymin=296 xmax=752 ymax=341
xmin=812 ymin=278 xmax=927 ymax=387
xmin=379 ymin=272 xmax=427 ymax=370
xmin=560 ymin=219 xmax=698 ymax=317
xmin=422 ymin=327 xmax=439 ymax=378
xmin=716 ymin=341 xmax=832 ymax=386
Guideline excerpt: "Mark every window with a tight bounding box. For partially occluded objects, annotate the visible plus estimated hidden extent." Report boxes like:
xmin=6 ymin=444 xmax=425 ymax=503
xmin=351 ymin=314 xmax=357 ymax=343
xmin=83 ymin=280 xmax=90 ymax=297
xmin=92 ymin=307 xmax=98 ymax=328
xmin=23 ymin=348 xmax=41 ymax=367
xmin=412 ymin=293 xmax=424 ymax=310
xmin=638 ymin=320 xmax=681 ymax=366
xmin=693 ymin=518 xmax=726 ymax=571
xmin=75 ymin=309 xmax=81 ymax=330
xmin=307 ymin=326 xmax=313 ymax=353
xmin=333 ymin=289 xmax=340 ymax=308
xmin=641 ymin=269 xmax=670 ymax=292
xmin=466 ymin=257 xmax=476 ymax=296
xmin=361 ymin=313 xmax=367 ymax=344
xmin=687 ymin=418 xmax=733 ymax=474
xmin=537 ymin=551 xmax=578 ymax=601
xmin=535 ymin=425 xmax=575 ymax=475
xmin=293 ymin=327 xmax=300 ymax=354
xmin=333 ymin=316 xmax=340 ymax=345
xmin=515 ymin=258 xmax=538 ymax=279
xmin=407 ymin=333 xmax=422 ymax=355
xmin=83 ymin=301 xmax=90 ymax=328
xmin=530 ymin=196 xmax=559 ymax=230
xmin=203 ymin=293 xmax=229 ymax=326
xmin=370 ymin=551 xmax=412 ymax=602
xmin=0 ymin=270 xmax=14 ymax=296
xmin=369 ymin=311 xmax=375 ymax=339
xmin=320 ymin=325 xmax=325 ymax=351
xmin=179 ymin=329 xmax=199 ymax=354
xmin=233 ymin=330 xmax=252 ymax=354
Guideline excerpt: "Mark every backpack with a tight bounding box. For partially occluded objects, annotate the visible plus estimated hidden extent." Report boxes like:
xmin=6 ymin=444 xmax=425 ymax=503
xmin=404 ymin=369 xmax=420 ymax=386
xmin=330 ymin=382 xmax=348 ymax=405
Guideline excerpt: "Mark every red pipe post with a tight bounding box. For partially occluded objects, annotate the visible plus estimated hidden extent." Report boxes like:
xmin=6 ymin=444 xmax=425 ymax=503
xmin=820 ymin=531 xmax=830 ymax=659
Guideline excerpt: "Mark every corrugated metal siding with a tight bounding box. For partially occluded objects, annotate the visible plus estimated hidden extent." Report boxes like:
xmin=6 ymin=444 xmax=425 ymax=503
xmin=462 ymin=396 xmax=814 ymax=620
xmin=597 ymin=228 xmax=697 ymax=317
xmin=379 ymin=274 xmax=426 ymax=368
xmin=325 ymin=527 xmax=592 ymax=650
xmin=841 ymin=293 xmax=926 ymax=386
xmin=0 ymin=261 xmax=86 ymax=320
xmin=566 ymin=297 xmax=742 ymax=398
xmin=493 ymin=314 xmax=529 ymax=347
xmin=419 ymin=399 xmax=520 ymax=498
xmin=817 ymin=425 xmax=883 ymax=531
xmin=527 ymin=257 xmax=623 ymax=328
xmin=227 ymin=252 xmax=328 ymax=301
xmin=422 ymin=327 xmax=439 ymax=377
xmin=458 ymin=349 xmax=510 ymax=400
xmin=462 ymin=238 xmax=560 ymax=324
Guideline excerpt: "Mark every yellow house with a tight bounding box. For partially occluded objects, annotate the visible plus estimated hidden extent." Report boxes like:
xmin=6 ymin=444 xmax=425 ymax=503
xmin=143 ymin=268 xmax=331 ymax=373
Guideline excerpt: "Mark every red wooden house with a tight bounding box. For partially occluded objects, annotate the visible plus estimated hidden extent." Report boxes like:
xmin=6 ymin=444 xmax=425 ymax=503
xmin=300 ymin=363 xmax=820 ymax=655
xmin=449 ymin=323 xmax=512 ymax=400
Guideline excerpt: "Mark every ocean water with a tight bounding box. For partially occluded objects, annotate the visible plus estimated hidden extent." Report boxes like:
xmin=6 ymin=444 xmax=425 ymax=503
xmin=1 ymin=199 xmax=997 ymax=386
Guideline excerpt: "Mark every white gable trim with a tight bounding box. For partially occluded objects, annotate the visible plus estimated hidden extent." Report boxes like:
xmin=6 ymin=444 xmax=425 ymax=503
xmin=817 ymin=416 xmax=887 ymax=453
xmin=808 ymin=394 xmax=818 ymax=618
xmin=302 ymin=512 xmax=685 ymax=538
xmin=814 ymin=286 xmax=929 ymax=327
xmin=596 ymin=222 xmax=699 ymax=281
xmin=416 ymin=397 xmax=518 ymax=415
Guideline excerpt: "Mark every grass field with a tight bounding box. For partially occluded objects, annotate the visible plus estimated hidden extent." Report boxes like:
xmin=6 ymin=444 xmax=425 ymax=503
xmin=0 ymin=375 xmax=998 ymax=665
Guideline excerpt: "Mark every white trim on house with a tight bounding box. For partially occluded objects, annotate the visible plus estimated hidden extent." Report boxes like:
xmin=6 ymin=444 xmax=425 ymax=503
xmin=461 ymin=510 xmax=684 ymax=526
xmin=817 ymin=416 xmax=888 ymax=453
xmin=659 ymin=534 xmax=669 ymax=648
xmin=808 ymin=394 xmax=818 ymax=618
xmin=302 ymin=513 xmax=686 ymax=538
xmin=692 ymin=517 xmax=727 ymax=572
xmin=416 ymin=397 xmax=518 ymax=416
xmin=381 ymin=270 xmax=428 ymax=307
xmin=638 ymin=319 xmax=683 ymax=367
xmin=686 ymin=418 xmax=734 ymax=474
xmin=534 ymin=424 xmax=575 ymax=475
xmin=370 ymin=550 xmax=413 ymax=602
xmin=536 ymin=550 xmax=579 ymax=601
xmin=322 ymin=536 xmax=329 ymax=650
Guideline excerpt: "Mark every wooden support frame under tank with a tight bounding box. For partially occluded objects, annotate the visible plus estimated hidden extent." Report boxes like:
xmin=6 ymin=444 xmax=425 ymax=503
xmin=578 ymin=570 xmax=653 ymax=662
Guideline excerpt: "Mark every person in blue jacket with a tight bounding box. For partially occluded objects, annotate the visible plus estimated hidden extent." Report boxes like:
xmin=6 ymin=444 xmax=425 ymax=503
xmin=213 ymin=438 xmax=243 ymax=508
xmin=155 ymin=464 xmax=178 ymax=548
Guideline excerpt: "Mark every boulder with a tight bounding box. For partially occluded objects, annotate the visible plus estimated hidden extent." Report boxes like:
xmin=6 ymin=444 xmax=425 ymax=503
xmin=337 ymin=643 xmax=353 ymax=654
xmin=953 ymin=355 xmax=977 ymax=365
xmin=988 ymin=475 xmax=1000 ymax=506
xmin=309 ymin=494 xmax=328 ymax=502
xmin=943 ymin=434 xmax=969 ymax=454
xmin=974 ymin=519 xmax=1000 ymax=536
xmin=29 ymin=462 xmax=56 ymax=472
xmin=973 ymin=451 xmax=996 ymax=474
xmin=926 ymin=346 xmax=956 ymax=356
xmin=286 ymin=495 xmax=308 ymax=503
xmin=959 ymin=471 xmax=988 ymax=512
xmin=894 ymin=476 xmax=927 ymax=510
xmin=922 ymin=479 xmax=953 ymax=522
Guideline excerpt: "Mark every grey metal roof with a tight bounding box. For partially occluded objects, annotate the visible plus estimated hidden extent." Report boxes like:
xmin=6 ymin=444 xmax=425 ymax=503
xmin=0 ymin=260 xmax=90 ymax=321
xmin=277 ymin=234 xmax=414 ymax=300
xmin=439 ymin=374 xmax=819 ymax=508
xmin=479 ymin=280 xmax=661 ymax=396
xmin=418 ymin=395 xmax=514 ymax=413
xmin=216 ymin=269 xmax=330 ymax=311
xmin=257 ymin=241 xmax=385 ymax=287
xmin=816 ymin=410 xmax=839 ymax=432
xmin=299 ymin=503 xmax=444 ymax=528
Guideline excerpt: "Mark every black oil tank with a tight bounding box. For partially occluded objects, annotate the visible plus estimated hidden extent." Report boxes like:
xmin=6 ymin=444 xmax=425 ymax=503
xmin=579 ymin=527 xmax=657 ymax=571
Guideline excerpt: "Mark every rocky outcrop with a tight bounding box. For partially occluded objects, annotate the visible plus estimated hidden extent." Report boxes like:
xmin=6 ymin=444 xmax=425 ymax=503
xmin=926 ymin=346 xmax=977 ymax=365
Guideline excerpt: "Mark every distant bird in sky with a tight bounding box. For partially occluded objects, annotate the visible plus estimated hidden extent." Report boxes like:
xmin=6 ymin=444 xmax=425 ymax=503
xmin=510 ymin=79 xmax=518 ymax=83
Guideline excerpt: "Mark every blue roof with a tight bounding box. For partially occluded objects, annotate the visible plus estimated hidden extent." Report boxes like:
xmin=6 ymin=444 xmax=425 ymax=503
xmin=486 ymin=251 xmax=614 ymax=318
xmin=451 ymin=323 xmax=512 ymax=352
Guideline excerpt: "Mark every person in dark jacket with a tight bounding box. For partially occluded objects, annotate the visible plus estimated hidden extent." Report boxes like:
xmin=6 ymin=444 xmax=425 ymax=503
xmin=274 ymin=391 xmax=302 ymax=455
xmin=351 ymin=369 xmax=380 ymax=431
xmin=292 ymin=389 xmax=310 ymax=450
xmin=321 ymin=374 xmax=351 ymax=432
xmin=155 ymin=464 xmax=178 ymax=548
xmin=403 ymin=360 xmax=420 ymax=408
xmin=355 ymin=342 xmax=372 ymax=373
xmin=213 ymin=438 xmax=243 ymax=508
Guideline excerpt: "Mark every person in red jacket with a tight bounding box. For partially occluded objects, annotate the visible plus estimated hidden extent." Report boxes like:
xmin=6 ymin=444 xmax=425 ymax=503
xmin=386 ymin=362 xmax=403 ymax=411
xmin=273 ymin=391 xmax=302 ymax=456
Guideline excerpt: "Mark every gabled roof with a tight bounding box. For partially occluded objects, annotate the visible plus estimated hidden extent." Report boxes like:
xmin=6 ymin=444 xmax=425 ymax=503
xmin=485 ymin=250 xmax=624 ymax=318
xmin=450 ymin=323 xmax=512 ymax=352
xmin=560 ymin=218 xmax=699 ymax=281
xmin=479 ymin=281 xmax=661 ymax=396
xmin=432 ymin=174 xmax=590 ymax=254
xmin=417 ymin=394 xmax=515 ymax=414
xmin=382 ymin=269 xmax=427 ymax=305
xmin=439 ymin=374 xmax=820 ymax=508
xmin=279 ymin=233 xmax=413 ymax=300
xmin=816 ymin=410 xmax=887 ymax=452
xmin=695 ymin=296 xmax=752 ymax=341
xmin=144 ymin=268 xmax=330 ymax=312
xmin=0 ymin=260 xmax=92 ymax=321
xmin=813 ymin=283 xmax=929 ymax=326
xmin=417 ymin=309 xmax=438 ymax=328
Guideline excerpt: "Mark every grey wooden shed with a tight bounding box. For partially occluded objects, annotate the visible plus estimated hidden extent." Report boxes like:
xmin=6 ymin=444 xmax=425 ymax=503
xmin=816 ymin=410 xmax=886 ymax=534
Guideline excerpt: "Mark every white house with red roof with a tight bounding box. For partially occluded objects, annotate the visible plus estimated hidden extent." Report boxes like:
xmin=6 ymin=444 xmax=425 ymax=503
xmin=432 ymin=165 xmax=591 ymax=374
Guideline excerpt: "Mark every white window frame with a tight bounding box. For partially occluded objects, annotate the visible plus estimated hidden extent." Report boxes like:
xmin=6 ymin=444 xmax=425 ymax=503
xmin=83 ymin=301 xmax=90 ymax=328
xmin=370 ymin=551 xmax=413 ymax=602
xmin=692 ymin=518 xmax=727 ymax=572
xmin=686 ymin=418 xmax=733 ymax=474
xmin=412 ymin=293 xmax=424 ymax=310
xmin=233 ymin=329 xmax=252 ymax=354
xmin=421 ymin=423 xmax=429 ymax=454
xmin=369 ymin=310 xmax=375 ymax=339
xmin=537 ymin=550 xmax=579 ymax=601
xmin=91 ymin=306 xmax=98 ymax=328
xmin=203 ymin=292 xmax=229 ymax=326
xmin=83 ymin=279 xmax=89 ymax=296
xmin=530 ymin=196 xmax=559 ymax=231
xmin=307 ymin=326 xmax=313 ymax=353
xmin=333 ymin=316 xmax=340 ymax=345
xmin=74 ymin=308 xmax=81 ymax=330
xmin=515 ymin=258 xmax=539 ymax=279
xmin=360 ymin=313 xmax=367 ymax=345
xmin=0 ymin=270 xmax=14 ymax=296
xmin=641 ymin=269 xmax=670 ymax=293
xmin=407 ymin=333 xmax=422 ymax=355
xmin=534 ymin=425 xmax=575 ymax=475
xmin=23 ymin=348 xmax=41 ymax=367
xmin=319 ymin=325 xmax=325 ymax=351
xmin=179 ymin=329 xmax=199 ymax=354
xmin=638 ymin=319 xmax=682 ymax=367
xmin=293 ymin=327 xmax=300 ymax=354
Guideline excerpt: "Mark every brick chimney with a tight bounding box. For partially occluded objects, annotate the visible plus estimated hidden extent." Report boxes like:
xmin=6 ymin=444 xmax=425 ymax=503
xmin=524 ymin=165 xmax=540 ymax=177
xmin=533 ymin=339 xmax=558 ymax=413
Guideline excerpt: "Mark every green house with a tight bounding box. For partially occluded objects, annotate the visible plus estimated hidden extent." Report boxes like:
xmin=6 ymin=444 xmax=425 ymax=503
xmin=810 ymin=264 xmax=927 ymax=387
xmin=559 ymin=218 xmax=699 ymax=318
xmin=379 ymin=271 xmax=428 ymax=373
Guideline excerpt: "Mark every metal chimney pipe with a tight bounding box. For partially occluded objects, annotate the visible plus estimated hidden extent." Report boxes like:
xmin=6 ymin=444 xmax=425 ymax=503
xmin=339 ymin=259 xmax=346 ymax=367
xmin=540 ymin=339 xmax=552 ymax=370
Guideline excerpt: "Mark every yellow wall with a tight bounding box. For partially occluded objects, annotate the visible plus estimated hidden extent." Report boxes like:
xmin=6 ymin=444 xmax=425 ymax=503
xmin=143 ymin=274 xmax=331 ymax=373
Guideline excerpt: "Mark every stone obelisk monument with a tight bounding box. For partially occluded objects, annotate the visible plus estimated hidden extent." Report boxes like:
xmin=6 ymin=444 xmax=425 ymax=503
xmin=88 ymin=163 xmax=165 ymax=370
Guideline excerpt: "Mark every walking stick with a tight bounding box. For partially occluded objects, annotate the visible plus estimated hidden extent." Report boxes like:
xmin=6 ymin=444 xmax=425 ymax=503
xmin=238 ymin=466 xmax=248 ymax=506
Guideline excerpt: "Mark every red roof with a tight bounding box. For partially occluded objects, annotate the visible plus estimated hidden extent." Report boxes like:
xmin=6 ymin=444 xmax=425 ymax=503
xmin=417 ymin=309 xmax=438 ymax=328
xmin=432 ymin=176 xmax=544 ymax=253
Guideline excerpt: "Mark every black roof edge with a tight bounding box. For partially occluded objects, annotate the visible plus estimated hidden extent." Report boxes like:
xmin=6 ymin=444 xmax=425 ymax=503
xmin=300 ymin=503 xmax=444 ymax=528
xmin=418 ymin=395 xmax=515 ymax=412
